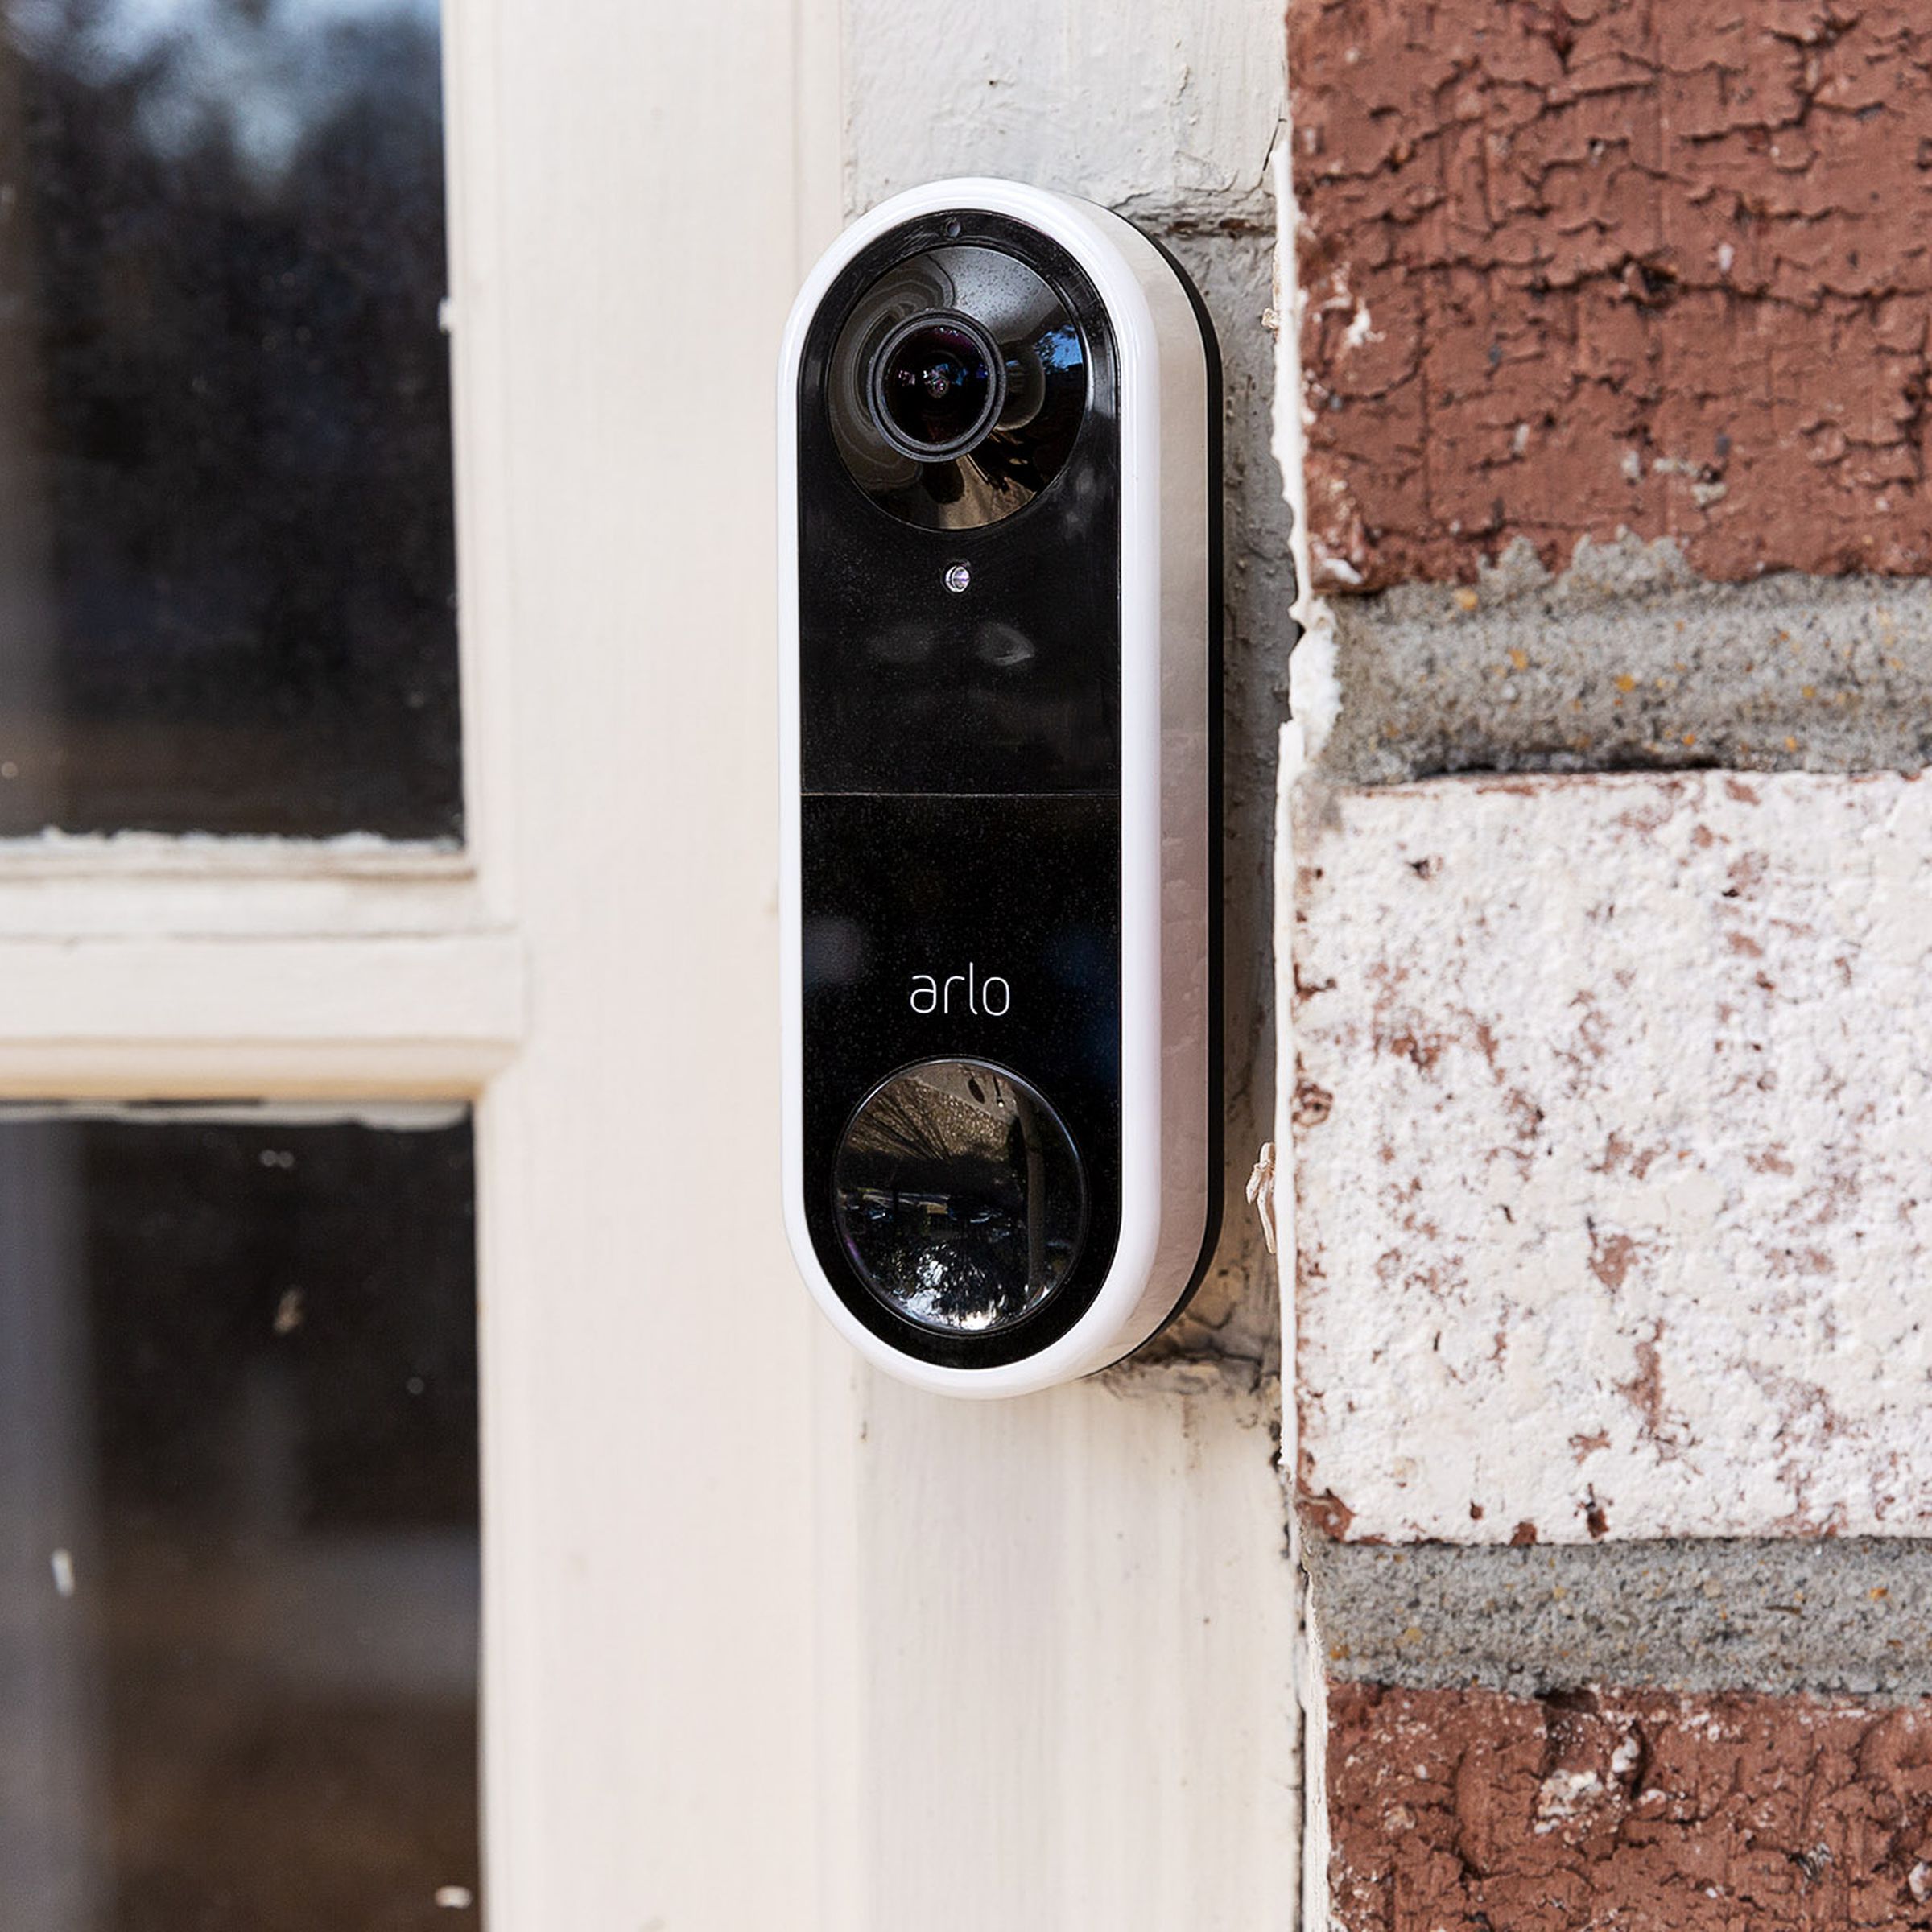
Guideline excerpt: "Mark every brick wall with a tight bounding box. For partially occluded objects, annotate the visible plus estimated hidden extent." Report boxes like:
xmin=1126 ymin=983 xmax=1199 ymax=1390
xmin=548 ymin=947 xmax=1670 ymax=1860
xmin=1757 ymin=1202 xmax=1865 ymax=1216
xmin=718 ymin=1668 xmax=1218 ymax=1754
xmin=1282 ymin=5 xmax=1932 ymax=1923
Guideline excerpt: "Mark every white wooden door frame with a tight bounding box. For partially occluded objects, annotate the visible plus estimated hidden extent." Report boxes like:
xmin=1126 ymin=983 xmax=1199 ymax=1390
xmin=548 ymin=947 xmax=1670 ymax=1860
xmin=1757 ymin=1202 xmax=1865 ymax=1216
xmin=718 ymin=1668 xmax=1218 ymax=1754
xmin=0 ymin=1 xmax=1298 ymax=1923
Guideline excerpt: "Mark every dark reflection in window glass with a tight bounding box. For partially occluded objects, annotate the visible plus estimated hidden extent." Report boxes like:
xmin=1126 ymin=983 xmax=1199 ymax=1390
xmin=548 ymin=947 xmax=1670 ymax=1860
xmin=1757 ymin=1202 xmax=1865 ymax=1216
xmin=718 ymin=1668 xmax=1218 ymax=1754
xmin=0 ymin=0 xmax=460 ymax=837
xmin=0 ymin=1106 xmax=480 ymax=1930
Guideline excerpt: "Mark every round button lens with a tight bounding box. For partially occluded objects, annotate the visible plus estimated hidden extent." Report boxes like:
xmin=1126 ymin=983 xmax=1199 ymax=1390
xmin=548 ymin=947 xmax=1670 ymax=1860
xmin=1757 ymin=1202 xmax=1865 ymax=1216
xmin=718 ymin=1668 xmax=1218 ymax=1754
xmin=834 ymin=1059 xmax=1086 ymax=1335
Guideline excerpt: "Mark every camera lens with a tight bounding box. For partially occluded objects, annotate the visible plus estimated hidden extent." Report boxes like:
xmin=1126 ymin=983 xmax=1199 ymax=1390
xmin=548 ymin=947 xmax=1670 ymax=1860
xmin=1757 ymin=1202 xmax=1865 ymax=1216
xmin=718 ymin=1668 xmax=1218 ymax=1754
xmin=868 ymin=311 xmax=1006 ymax=462
xmin=824 ymin=242 xmax=1092 ymax=530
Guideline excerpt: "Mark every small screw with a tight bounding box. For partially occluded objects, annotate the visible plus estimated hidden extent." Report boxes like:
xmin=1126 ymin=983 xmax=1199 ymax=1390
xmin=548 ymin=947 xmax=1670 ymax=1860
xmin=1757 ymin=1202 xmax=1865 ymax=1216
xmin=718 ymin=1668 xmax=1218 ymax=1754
xmin=944 ymin=563 xmax=972 ymax=594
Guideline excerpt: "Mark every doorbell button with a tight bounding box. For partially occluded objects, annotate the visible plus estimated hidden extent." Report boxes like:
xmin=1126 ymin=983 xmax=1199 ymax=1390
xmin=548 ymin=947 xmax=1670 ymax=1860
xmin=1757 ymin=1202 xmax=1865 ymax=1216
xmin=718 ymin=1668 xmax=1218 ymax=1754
xmin=832 ymin=1058 xmax=1087 ymax=1336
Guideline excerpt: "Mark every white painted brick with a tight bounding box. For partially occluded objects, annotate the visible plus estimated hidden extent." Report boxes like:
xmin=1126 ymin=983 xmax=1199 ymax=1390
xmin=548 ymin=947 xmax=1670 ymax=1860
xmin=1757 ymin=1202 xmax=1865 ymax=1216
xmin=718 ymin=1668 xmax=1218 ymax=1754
xmin=842 ymin=0 xmax=1282 ymax=212
xmin=1291 ymin=770 xmax=1932 ymax=1544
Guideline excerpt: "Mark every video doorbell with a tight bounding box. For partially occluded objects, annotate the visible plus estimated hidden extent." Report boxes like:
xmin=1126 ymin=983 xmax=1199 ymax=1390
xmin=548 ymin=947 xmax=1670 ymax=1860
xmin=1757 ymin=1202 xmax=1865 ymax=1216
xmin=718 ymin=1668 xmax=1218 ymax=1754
xmin=778 ymin=178 xmax=1220 ymax=1397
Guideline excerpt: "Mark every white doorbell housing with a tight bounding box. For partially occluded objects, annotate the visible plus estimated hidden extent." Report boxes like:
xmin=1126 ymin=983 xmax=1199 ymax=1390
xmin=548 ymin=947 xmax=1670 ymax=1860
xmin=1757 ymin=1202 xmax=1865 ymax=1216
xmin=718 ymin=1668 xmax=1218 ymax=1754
xmin=778 ymin=178 xmax=1220 ymax=1397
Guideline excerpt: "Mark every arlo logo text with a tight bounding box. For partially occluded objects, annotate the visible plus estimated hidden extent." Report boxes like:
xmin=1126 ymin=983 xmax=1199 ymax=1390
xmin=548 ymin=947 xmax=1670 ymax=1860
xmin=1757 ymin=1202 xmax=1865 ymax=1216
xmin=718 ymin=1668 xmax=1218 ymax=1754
xmin=910 ymin=964 xmax=1010 ymax=1017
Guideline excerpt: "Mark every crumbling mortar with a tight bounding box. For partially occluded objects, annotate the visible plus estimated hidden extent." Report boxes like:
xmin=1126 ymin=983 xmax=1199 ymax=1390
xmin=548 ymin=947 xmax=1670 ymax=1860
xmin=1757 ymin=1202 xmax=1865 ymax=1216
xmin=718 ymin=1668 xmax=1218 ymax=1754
xmin=1308 ymin=533 xmax=1932 ymax=785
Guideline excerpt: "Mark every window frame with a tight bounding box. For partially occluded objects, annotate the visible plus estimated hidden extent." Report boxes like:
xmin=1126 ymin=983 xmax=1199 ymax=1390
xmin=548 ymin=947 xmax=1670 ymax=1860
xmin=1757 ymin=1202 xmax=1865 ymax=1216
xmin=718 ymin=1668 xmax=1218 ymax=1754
xmin=0 ymin=0 xmax=1304 ymax=1922
xmin=0 ymin=1 xmax=841 ymax=1919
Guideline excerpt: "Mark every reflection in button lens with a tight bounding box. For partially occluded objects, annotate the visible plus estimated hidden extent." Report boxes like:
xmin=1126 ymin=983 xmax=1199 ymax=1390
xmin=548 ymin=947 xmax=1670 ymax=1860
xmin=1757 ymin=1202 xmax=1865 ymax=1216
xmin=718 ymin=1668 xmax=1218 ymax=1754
xmin=869 ymin=313 xmax=1004 ymax=461
xmin=834 ymin=1059 xmax=1085 ymax=1335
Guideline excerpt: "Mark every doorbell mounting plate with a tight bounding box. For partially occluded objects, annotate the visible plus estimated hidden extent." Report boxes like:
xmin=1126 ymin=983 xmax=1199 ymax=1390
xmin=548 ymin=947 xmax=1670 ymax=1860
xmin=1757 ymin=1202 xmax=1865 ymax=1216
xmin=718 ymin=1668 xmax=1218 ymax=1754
xmin=778 ymin=177 xmax=1220 ymax=1397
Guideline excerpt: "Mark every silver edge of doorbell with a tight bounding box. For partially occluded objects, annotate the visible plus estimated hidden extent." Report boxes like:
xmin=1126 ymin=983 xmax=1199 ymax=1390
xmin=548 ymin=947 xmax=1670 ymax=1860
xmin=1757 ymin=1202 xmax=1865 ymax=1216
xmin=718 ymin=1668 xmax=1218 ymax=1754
xmin=778 ymin=177 xmax=1218 ymax=1398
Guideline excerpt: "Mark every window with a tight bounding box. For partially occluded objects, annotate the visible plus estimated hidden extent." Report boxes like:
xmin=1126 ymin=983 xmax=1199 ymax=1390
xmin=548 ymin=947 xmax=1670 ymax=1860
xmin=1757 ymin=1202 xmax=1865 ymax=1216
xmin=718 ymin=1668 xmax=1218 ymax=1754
xmin=0 ymin=0 xmax=459 ymax=838
xmin=0 ymin=1 xmax=501 ymax=1922
xmin=0 ymin=1106 xmax=479 ymax=1926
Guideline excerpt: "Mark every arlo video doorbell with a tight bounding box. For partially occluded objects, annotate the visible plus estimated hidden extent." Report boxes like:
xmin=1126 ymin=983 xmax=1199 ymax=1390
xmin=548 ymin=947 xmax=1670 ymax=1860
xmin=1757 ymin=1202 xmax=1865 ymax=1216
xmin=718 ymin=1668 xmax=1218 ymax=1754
xmin=779 ymin=178 xmax=1220 ymax=1397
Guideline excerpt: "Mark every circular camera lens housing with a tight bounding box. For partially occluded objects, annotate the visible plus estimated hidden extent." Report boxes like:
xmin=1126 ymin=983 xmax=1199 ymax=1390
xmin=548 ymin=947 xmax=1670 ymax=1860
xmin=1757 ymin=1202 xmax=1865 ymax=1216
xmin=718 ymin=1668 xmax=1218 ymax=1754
xmin=823 ymin=235 xmax=1092 ymax=531
xmin=833 ymin=1057 xmax=1087 ymax=1335
xmin=867 ymin=310 xmax=1006 ymax=463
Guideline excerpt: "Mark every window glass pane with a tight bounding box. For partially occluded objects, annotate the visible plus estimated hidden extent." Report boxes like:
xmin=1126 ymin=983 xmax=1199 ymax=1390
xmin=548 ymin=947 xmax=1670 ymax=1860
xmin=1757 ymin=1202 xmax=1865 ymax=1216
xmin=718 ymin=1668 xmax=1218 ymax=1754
xmin=0 ymin=1105 xmax=480 ymax=1927
xmin=0 ymin=0 xmax=460 ymax=839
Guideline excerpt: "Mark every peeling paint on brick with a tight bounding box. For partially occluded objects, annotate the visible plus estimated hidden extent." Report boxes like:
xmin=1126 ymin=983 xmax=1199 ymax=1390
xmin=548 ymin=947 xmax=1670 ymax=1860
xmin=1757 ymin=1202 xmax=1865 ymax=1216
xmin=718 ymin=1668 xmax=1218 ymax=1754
xmin=1294 ymin=770 xmax=1932 ymax=1542
xmin=1291 ymin=0 xmax=1932 ymax=592
xmin=1329 ymin=1682 xmax=1932 ymax=1930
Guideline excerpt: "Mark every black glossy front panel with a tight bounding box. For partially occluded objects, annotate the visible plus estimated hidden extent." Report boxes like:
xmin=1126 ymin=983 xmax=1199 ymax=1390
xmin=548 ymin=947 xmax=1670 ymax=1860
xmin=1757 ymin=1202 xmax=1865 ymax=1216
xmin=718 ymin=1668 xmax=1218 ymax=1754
xmin=795 ymin=206 xmax=1134 ymax=1371
xmin=801 ymin=794 xmax=1120 ymax=1368
xmin=796 ymin=213 xmax=1121 ymax=796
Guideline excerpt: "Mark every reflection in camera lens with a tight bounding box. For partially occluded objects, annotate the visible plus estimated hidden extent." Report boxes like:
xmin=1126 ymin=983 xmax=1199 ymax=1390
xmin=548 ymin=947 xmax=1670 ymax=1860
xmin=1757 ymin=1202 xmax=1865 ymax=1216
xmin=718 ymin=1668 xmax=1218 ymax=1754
xmin=870 ymin=315 xmax=1003 ymax=459
xmin=825 ymin=241 xmax=1088 ymax=532
xmin=834 ymin=1059 xmax=1085 ymax=1334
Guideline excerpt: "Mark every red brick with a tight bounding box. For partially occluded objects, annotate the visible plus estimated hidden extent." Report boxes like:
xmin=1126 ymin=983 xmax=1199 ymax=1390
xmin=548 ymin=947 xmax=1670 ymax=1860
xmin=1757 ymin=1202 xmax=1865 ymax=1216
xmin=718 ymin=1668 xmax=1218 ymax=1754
xmin=1329 ymin=1682 xmax=1932 ymax=1930
xmin=1291 ymin=0 xmax=1932 ymax=590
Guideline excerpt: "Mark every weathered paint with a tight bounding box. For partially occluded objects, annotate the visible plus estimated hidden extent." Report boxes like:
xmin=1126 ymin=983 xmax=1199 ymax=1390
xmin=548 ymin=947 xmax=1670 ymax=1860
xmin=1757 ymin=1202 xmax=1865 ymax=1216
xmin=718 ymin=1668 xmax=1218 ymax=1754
xmin=1280 ymin=0 xmax=1932 ymax=1918
xmin=1293 ymin=0 xmax=1932 ymax=592
xmin=1329 ymin=1682 xmax=1932 ymax=1930
xmin=844 ymin=0 xmax=1282 ymax=213
xmin=1294 ymin=770 xmax=1932 ymax=1544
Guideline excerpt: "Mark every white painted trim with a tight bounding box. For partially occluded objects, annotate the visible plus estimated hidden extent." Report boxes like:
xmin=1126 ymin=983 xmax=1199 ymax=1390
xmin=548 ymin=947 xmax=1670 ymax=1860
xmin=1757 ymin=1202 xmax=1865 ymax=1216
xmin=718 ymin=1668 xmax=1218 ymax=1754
xmin=0 ymin=873 xmax=497 ymax=939
xmin=0 ymin=834 xmax=465 ymax=878
xmin=0 ymin=1100 xmax=469 ymax=1129
xmin=0 ymin=932 xmax=522 ymax=1096
xmin=440 ymin=0 xmax=518 ymax=932
xmin=819 ymin=1364 xmax=1303 ymax=1931
xmin=455 ymin=0 xmax=828 ymax=1921
xmin=0 ymin=1044 xmax=508 ymax=1101
xmin=1274 ymin=109 xmax=1328 ymax=1932
xmin=777 ymin=178 xmax=1212 ymax=1396
xmin=1270 ymin=136 xmax=1337 ymax=755
xmin=1278 ymin=719 xmax=1323 ymax=1932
